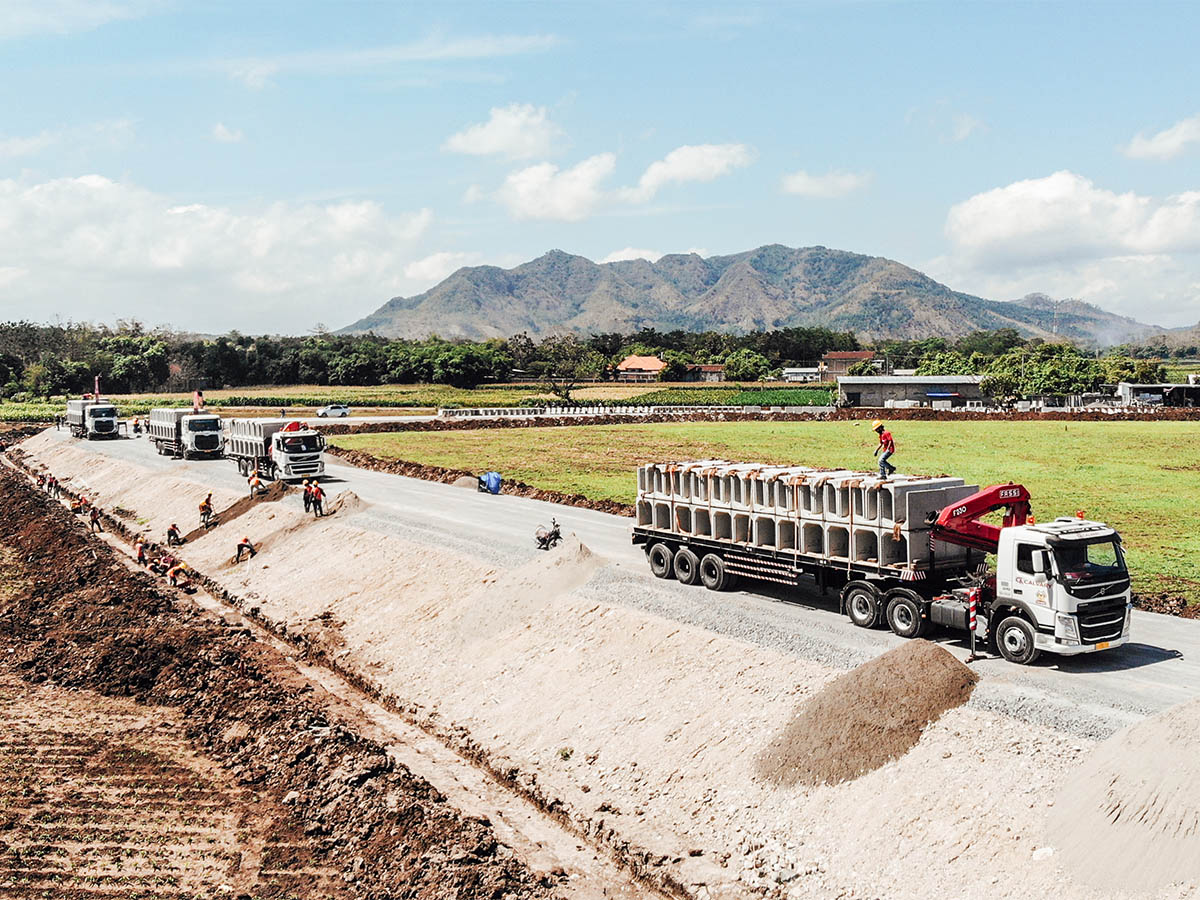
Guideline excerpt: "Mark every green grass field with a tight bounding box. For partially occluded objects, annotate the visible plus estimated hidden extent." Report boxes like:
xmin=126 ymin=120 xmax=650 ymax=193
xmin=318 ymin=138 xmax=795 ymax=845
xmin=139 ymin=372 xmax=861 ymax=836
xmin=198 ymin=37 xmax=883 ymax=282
xmin=334 ymin=420 xmax=1200 ymax=603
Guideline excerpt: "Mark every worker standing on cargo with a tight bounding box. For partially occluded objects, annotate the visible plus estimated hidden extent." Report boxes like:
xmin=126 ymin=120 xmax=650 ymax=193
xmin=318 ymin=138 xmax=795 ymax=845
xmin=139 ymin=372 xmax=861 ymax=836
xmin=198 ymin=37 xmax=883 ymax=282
xmin=166 ymin=523 xmax=183 ymax=546
xmin=235 ymin=536 xmax=257 ymax=562
xmin=302 ymin=479 xmax=312 ymax=513
xmin=310 ymin=483 xmax=325 ymax=517
xmin=873 ymin=420 xmax=897 ymax=478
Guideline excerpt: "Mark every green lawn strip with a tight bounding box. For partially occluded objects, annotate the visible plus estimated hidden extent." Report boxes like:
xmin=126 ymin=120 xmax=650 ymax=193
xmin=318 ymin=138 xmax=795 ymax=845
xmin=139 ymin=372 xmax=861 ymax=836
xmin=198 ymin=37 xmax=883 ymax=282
xmin=334 ymin=420 xmax=1200 ymax=603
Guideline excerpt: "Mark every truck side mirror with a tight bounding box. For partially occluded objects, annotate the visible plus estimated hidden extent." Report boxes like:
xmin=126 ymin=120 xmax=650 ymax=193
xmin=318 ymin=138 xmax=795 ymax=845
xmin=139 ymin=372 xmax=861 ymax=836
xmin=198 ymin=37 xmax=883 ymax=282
xmin=1031 ymin=549 xmax=1050 ymax=575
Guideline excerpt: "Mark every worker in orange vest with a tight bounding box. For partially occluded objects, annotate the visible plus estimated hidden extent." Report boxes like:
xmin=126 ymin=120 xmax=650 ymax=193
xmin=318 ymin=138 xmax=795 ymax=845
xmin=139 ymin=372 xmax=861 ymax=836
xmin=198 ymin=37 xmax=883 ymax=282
xmin=135 ymin=539 xmax=147 ymax=566
xmin=235 ymin=536 xmax=257 ymax=562
xmin=199 ymin=492 xmax=214 ymax=527
xmin=248 ymin=473 xmax=263 ymax=498
xmin=310 ymin=482 xmax=325 ymax=517
xmin=88 ymin=507 xmax=104 ymax=532
xmin=302 ymin=479 xmax=312 ymax=513
xmin=167 ymin=563 xmax=190 ymax=587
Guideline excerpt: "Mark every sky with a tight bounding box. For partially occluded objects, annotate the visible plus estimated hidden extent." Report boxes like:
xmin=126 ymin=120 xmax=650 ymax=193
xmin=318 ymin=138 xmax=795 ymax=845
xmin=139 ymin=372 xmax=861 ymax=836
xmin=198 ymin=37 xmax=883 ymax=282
xmin=2 ymin=0 xmax=1200 ymax=334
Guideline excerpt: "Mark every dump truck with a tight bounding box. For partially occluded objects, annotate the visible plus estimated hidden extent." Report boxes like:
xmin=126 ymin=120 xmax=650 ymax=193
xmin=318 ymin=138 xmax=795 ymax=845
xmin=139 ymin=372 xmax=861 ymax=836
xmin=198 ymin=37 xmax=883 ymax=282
xmin=147 ymin=408 xmax=224 ymax=459
xmin=225 ymin=418 xmax=325 ymax=481
xmin=633 ymin=461 xmax=1131 ymax=664
xmin=65 ymin=398 xmax=120 ymax=440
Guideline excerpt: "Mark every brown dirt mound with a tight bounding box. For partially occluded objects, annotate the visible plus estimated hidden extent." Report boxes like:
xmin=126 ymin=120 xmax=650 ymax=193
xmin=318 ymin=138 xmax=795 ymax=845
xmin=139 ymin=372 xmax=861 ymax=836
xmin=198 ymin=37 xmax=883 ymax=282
xmin=1049 ymin=698 xmax=1200 ymax=892
xmin=756 ymin=640 xmax=979 ymax=786
xmin=183 ymin=480 xmax=289 ymax=542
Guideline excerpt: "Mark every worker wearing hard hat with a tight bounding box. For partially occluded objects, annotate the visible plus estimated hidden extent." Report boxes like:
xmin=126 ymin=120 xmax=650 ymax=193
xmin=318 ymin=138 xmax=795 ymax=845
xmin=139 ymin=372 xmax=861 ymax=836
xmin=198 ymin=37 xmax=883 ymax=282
xmin=872 ymin=420 xmax=897 ymax=478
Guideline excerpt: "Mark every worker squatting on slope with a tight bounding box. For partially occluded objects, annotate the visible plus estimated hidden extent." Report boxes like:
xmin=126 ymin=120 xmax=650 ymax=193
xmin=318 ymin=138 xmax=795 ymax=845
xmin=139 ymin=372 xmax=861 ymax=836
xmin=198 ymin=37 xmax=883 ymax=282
xmin=873 ymin=420 xmax=897 ymax=478
xmin=235 ymin=536 xmax=257 ymax=562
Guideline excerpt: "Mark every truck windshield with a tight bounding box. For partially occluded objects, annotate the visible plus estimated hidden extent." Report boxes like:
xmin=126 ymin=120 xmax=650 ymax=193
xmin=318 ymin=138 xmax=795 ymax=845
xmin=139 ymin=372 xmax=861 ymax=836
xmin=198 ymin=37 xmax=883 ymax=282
xmin=1054 ymin=539 xmax=1126 ymax=583
xmin=187 ymin=419 xmax=221 ymax=432
xmin=88 ymin=407 xmax=116 ymax=418
xmin=277 ymin=434 xmax=323 ymax=453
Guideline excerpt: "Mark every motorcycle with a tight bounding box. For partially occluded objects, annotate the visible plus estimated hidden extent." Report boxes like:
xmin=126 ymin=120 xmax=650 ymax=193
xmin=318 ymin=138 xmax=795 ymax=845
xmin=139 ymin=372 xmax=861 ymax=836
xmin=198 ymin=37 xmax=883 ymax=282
xmin=535 ymin=518 xmax=562 ymax=551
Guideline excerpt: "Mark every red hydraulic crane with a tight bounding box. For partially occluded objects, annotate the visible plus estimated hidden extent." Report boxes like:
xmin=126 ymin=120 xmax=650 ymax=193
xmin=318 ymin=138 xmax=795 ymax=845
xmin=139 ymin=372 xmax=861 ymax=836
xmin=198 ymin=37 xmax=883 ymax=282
xmin=929 ymin=483 xmax=1033 ymax=553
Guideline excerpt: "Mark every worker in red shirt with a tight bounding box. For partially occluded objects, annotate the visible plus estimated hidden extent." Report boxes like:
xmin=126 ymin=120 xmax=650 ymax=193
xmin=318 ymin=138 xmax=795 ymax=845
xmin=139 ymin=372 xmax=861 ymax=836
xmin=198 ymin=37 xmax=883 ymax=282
xmin=872 ymin=419 xmax=896 ymax=478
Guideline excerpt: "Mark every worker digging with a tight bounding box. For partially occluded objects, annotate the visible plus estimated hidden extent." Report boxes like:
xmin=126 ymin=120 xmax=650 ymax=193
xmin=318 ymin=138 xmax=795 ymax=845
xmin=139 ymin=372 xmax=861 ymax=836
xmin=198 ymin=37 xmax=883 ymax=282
xmin=235 ymin=536 xmax=257 ymax=562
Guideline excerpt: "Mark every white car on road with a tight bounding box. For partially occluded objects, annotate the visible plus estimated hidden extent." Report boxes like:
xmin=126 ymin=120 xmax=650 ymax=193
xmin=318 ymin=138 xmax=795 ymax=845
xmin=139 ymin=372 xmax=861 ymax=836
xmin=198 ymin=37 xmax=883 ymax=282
xmin=316 ymin=403 xmax=351 ymax=418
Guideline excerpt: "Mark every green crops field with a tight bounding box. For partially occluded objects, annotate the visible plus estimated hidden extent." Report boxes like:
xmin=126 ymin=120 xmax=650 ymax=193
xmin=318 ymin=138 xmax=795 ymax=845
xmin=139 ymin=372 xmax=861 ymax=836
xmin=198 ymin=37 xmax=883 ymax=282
xmin=334 ymin=420 xmax=1200 ymax=604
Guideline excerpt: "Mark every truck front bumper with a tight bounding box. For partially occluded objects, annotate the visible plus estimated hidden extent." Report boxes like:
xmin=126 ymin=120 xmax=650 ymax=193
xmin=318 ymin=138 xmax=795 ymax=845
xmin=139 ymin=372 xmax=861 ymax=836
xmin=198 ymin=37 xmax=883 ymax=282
xmin=1034 ymin=632 xmax=1130 ymax=655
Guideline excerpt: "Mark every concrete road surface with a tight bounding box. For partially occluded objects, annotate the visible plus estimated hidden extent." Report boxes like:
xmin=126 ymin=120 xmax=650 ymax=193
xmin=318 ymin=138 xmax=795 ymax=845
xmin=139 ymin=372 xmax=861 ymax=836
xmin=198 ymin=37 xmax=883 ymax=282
xmin=40 ymin=428 xmax=1200 ymax=738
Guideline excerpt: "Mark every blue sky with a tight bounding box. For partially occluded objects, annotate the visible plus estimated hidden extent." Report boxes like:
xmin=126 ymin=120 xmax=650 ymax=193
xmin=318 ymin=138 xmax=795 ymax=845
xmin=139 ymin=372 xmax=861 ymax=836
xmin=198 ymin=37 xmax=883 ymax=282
xmin=2 ymin=0 xmax=1199 ymax=334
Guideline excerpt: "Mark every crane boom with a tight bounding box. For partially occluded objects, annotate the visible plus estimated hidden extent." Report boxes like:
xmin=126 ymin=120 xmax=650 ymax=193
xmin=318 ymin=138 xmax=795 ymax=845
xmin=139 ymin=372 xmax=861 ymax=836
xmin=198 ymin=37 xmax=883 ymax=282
xmin=930 ymin=483 xmax=1032 ymax=553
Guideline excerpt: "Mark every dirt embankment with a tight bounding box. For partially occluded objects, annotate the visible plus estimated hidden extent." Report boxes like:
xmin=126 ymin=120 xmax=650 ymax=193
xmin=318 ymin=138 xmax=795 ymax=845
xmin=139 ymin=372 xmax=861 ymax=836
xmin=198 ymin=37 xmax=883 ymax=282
xmin=327 ymin=446 xmax=636 ymax=516
xmin=0 ymin=465 xmax=554 ymax=900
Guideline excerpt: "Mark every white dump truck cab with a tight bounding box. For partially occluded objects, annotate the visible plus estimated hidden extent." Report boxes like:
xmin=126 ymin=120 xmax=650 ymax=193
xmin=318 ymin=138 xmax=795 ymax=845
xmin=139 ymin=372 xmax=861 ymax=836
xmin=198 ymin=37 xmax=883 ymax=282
xmin=66 ymin=398 xmax=120 ymax=439
xmin=993 ymin=518 xmax=1132 ymax=658
xmin=181 ymin=413 xmax=224 ymax=456
xmin=271 ymin=428 xmax=326 ymax=479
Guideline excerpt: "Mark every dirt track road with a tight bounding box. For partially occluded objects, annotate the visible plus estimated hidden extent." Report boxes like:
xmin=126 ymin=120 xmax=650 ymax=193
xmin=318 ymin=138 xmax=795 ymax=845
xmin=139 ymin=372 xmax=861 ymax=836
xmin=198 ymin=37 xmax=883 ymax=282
xmin=39 ymin=427 xmax=1200 ymax=736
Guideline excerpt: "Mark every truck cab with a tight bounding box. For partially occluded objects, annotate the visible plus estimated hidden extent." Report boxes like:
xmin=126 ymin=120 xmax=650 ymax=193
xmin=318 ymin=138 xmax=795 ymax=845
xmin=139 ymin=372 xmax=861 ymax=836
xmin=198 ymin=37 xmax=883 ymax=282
xmin=993 ymin=518 xmax=1131 ymax=659
xmin=270 ymin=429 xmax=326 ymax=479
xmin=180 ymin=413 xmax=224 ymax=456
xmin=85 ymin=404 xmax=119 ymax=437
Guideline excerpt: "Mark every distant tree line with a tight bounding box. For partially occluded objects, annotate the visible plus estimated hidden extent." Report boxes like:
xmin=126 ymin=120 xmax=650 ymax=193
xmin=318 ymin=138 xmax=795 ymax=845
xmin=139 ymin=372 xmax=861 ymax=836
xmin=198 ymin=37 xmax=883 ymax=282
xmin=0 ymin=321 xmax=861 ymax=398
xmin=0 ymin=319 xmax=1169 ymax=402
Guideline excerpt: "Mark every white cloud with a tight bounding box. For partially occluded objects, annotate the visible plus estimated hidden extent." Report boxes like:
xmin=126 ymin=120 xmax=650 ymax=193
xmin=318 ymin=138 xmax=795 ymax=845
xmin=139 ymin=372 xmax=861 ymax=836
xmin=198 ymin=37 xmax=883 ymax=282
xmin=0 ymin=0 xmax=157 ymax=39
xmin=444 ymin=103 xmax=562 ymax=160
xmin=781 ymin=169 xmax=872 ymax=198
xmin=1123 ymin=113 xmax=1200 ymax=160
xmin=224 ymin=33 xmax=560 ymax=89
xmin=403 ymin=251 xmax=479 ymax=283
xmin=0 ymin=174 xmax=433 ymax=332
xmin=462 ymin=184 xmax=484 ymax=204
xmin=932 ymin=170 xmax=1200 ymax=327
xmin=620 ymin=143 xmax=753 ymax=202
xmin=951 ymin=113 xmax=984 ymax=142
xmin=496 ymin=153 xmax=616 ymax=221
xmin=600 ymin=247 xmax=663 ymax=263
xmin=0 ymin=118 xmax=134 ymax=159
xmin=212 ymin=122 xmax=243 ymax=143
xmin=0 ymin=131 xmax=57 ymax=158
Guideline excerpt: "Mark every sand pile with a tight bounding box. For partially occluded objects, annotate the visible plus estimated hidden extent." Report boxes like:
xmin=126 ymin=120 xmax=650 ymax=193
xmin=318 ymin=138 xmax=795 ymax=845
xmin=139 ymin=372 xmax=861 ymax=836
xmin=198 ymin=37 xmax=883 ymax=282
xmin=1050 ymin=698 xmax=1200 ymax=892
xmin=326 ymin=489 xmax=367 ymax=516
xmin=757 ymin=640 xmax=979 ymax=786
xmin=452 ymin=475 xmax=478 ymax=489
xmin=183 ymin=481 xmax=289 ymax=542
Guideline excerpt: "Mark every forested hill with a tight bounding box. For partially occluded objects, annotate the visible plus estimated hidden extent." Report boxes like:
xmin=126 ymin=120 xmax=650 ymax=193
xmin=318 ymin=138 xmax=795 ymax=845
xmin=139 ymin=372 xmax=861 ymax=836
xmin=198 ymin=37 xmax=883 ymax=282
xmin=341 ymin=245 xmax=1162 ymax=345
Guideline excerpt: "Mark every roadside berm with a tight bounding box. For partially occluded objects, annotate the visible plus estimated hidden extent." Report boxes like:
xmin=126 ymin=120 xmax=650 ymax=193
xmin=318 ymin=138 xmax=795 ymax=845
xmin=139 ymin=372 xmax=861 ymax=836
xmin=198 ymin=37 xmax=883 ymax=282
xmin=13 ymin=428 xmax=1200 ymax=899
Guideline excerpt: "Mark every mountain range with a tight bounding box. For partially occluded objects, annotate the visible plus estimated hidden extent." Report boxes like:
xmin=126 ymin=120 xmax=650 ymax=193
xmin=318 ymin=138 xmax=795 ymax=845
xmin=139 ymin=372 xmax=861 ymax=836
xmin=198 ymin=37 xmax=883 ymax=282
xmin=340 ymin=244 xmax=1166 ymax=345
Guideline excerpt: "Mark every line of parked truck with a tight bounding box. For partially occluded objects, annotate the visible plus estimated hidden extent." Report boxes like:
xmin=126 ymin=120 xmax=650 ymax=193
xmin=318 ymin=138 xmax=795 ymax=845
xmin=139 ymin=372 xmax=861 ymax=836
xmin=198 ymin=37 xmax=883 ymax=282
xmin=63 ymin=398 xmax=326 ymax=481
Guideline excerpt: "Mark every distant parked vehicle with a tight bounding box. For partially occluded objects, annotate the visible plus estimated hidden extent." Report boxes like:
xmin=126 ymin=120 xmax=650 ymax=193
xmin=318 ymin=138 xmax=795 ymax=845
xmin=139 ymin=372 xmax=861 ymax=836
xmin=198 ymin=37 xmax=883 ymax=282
xmin=316 ymin=404 xmax=351 ymax=418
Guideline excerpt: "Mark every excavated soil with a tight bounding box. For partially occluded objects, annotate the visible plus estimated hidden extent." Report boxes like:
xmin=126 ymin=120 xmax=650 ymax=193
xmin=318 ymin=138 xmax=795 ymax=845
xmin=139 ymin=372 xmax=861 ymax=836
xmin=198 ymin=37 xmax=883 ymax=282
xmin=756 ymin=640 xmax=979 ymax=786
xmin=1050 ymin=698 xmax=1200 ymax=893
xmin=0 ymin=466 xmax=553 ymax=900
xmin=183 ymin=480 xmax=290 ymax=542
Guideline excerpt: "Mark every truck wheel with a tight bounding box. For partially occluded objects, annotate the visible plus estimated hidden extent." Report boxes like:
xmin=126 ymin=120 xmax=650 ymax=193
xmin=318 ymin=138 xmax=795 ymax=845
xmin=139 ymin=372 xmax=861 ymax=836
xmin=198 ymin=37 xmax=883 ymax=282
xmin=699 ymin=553 xmax=731 ymax=591
xmin=673 ymin=547 xmax=700 ymax=585
xmin=648 ymin=543 xmax=675 ymax=579
xmin=843 ymin=581 xmax=881 ymax=628
xmin=885 ymin=590 xmax=928 ymax=639
xmin=995 ymin=616 xmax=1041 ymax=665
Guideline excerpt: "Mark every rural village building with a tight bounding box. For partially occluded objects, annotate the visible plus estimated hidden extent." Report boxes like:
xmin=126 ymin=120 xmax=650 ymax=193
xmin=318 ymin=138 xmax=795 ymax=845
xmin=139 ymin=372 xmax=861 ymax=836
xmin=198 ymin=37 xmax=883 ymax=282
xmin=616 ymin=355 xmax=667 ymax=382
xmin=821 ymin=350 xmax=876 ymax=376
xmin=687 ymin=363 xmax=726 ymax=382
xmin=1116 ymin=382 xmax=1200 ymax=407
xmin=838 ymin=374 xmax=987 ymax=408
xmin=781 ymin=366 xmax=825 ymax=382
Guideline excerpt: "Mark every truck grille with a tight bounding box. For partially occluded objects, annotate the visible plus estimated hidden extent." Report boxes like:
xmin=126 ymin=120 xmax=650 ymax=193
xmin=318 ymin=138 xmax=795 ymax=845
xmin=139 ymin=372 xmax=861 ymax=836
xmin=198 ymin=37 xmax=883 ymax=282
xmin=1067 ymin=578 xmax=1130 ymax=600
xmin=1076 ymin=597 xmax=1126 ymax=644
xmin=195 ymin=435 xmax=220 ymax=450
xmin=93 ymin=421 xmax=114 ymax=432
xmin=288 ymin=462 xmax=322 ymax=475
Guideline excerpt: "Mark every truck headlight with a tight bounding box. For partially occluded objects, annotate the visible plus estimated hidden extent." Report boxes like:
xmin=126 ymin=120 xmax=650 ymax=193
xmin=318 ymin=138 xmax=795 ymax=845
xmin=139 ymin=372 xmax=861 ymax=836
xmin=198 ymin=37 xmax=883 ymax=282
xmin=1124 ymin=604 xmax=1132 ymax=634
xmin=1055 ymin=614 xmax=1080 ymax=643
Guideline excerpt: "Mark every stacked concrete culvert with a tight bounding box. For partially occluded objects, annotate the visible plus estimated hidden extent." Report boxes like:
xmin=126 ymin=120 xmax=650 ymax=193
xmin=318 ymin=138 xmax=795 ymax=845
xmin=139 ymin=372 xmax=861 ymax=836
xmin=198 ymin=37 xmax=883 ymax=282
xmin=756 ymin=640 xmax=979 ymax=786
xmin=1050 ymin=698 xmax=1200 ymax=893
xmin=635 ymin=461 xmax=979 ymax=574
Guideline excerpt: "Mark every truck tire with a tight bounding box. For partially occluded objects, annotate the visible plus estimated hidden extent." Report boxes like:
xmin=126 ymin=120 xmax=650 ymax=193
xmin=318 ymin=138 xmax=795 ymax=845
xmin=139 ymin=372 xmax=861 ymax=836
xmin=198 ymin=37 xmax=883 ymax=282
xmin=648 ymin=543 xmax=675 ymax=579
xmin=843 ymin=581 xmax=881 ymax=629
xmin=885 ymin=590 xmax=929 ymax=639
xmin=699 ymin=553 xmax=732 ymax=591
xmin=673 ymin=547 xmax=700 ymax=585
xmin=995 ymin=616 xmax=1041 ymax=665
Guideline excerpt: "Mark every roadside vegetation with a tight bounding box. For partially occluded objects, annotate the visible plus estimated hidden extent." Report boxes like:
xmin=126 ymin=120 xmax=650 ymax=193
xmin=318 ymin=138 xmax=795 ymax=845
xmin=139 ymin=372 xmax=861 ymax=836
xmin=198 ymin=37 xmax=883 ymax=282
xmin=333 ymin=420 xmax=1200 ymax=604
